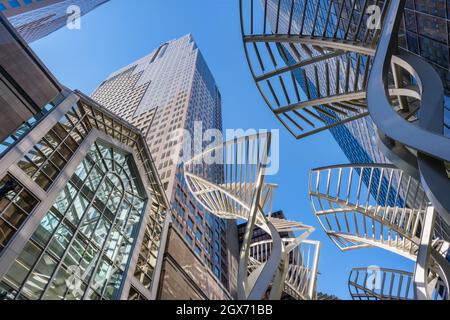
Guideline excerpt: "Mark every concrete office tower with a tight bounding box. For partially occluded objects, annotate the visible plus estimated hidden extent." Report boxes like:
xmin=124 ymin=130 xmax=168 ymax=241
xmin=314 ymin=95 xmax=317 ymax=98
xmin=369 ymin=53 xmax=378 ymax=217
xmin=1 ymin=0 xmax=109 ymax=43
xmin=91 ymin=34 xmax=239 ymax=298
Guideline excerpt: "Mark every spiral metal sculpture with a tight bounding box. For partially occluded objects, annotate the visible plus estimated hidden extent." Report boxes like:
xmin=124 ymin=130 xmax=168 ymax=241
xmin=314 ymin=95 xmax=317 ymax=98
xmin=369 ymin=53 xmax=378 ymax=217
xmin=183 ymin=133 xmax=320 ymax=300
xmin=366 ymin=0 xmax=450 ymax=226
xmin=366 ymin=0 xmax=450 ymax=300
xmin=349 ymin=267 xmax=448 ymax=300
xmin=349 ymin=267 xmax=415 ymax=300
xmin=248 ymin=235 xmax=320 ymax=299
xmin=239 ymin=0 xmax=387 ymax=139
xmin=240 ymin=0 xmax=450 ymax=300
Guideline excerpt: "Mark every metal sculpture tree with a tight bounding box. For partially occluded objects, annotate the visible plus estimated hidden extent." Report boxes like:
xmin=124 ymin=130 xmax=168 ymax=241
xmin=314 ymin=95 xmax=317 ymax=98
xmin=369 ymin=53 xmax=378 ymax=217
xmin=309 ymin=163 xmax=450 ymax=299
xmin=183 ymin=133 xmax=320 ymax=300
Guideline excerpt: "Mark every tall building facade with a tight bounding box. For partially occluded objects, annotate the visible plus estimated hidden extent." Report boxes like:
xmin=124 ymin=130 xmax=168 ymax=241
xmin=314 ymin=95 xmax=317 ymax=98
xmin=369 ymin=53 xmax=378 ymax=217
xmin=237 ymin=211 xmax=292 ymax=248
xmin=91 ymin=34 xmax=238 ymax=296
xmin=401 ymin=0 xmax=449 ymax=95
xmin=0 ymin=12 xmax=62 ymax=143
xmin=155 ymin=225 xmax=233 ymax=300
xmin=0 ymin=0 xmax=64 ymax=16
xmin=1 ymin=0 xmax=109 ymax=43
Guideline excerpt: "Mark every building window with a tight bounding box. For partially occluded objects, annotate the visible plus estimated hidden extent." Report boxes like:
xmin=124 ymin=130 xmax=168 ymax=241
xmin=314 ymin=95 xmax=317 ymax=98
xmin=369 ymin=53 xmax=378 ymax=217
xmin=195 ymin=229 xmax=202 ymax=242
xmin=0 ymin=175 xmax=39 ymax=253
xmin=0 ymin=141 xmax=147 ymax=300
xmin=214 ymin=266 xmax=220 ymax=278
xmin=187 ymin=217 xmax=194 ymax=231
xmin=174 ymin=200 xmax=184 ymax=220
xmin=0 ymin=101 xmax=57 ymax=158
xmin=8 ymin=0 xmax=20 ymax=9
xmin=214 ymin=240 xmax=220 ymax=251
xmin=206 ymin=225 xmax=212 ymax=239
xmin=194 ymin=244 xmax=201 ymax=257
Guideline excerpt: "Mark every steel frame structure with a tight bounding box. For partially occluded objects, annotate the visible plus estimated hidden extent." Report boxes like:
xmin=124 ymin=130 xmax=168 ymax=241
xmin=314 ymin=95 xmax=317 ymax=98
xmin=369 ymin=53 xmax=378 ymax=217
xmin=183 ymin=133 xmax=320 ymax=300
xmin=240 ymin=0 xmax=450 ymax=300
xmin=366 ymin=0 xmax=450 ymax=225
xmin=310 ymin=164 xmax=429 ymax=260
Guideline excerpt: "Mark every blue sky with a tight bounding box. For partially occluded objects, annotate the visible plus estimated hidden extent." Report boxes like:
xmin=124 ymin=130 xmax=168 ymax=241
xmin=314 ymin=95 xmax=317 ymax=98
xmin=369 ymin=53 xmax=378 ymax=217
xmin=30 ymin=0 xmax=413 ymax=299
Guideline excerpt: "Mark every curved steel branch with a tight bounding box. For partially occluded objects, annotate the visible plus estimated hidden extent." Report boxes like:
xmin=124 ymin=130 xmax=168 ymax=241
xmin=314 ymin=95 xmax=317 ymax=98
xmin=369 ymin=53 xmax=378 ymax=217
xmin=366 ymin=0 xmax=450 ymax=225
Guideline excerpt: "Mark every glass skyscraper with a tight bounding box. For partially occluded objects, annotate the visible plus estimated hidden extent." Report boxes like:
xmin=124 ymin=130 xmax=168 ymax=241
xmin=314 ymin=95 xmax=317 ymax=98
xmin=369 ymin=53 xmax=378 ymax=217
xmin=91 ymin=34 xmax=238 ymax=296
xmin=1 ymin=0 xmax=109 ymax=43
xmin=334 ymin=0 xmax=450 ymax=135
